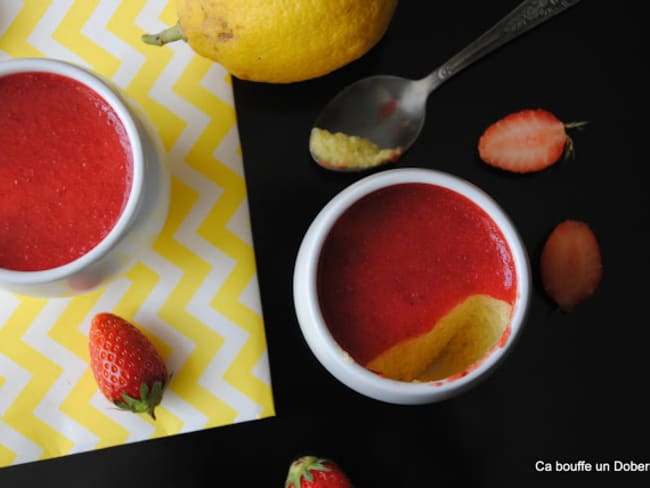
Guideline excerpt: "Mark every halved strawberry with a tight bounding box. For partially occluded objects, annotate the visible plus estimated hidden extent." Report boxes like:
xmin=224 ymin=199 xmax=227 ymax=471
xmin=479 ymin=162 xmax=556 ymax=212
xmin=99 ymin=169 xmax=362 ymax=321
xmin=285 ymin=456 xmax=353 ymax=488
xmin=540 ymin=220 xmax=603 ymax=311
xmin=478 ymin=109 xmax=587 ymax=173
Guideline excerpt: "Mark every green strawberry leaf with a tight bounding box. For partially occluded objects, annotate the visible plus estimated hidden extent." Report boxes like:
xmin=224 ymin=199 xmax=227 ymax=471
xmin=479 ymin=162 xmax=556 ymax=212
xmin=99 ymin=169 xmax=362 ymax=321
xmin=114 ymin=379 xmax=168 ymax=420
xmin=285 ymin=456 xmax=332 ymax=488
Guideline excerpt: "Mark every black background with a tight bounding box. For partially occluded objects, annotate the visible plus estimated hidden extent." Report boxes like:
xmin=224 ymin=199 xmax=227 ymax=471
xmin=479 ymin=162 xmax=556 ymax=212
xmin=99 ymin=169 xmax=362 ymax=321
xmin=2 ymin=1 xmax=649 ymax=486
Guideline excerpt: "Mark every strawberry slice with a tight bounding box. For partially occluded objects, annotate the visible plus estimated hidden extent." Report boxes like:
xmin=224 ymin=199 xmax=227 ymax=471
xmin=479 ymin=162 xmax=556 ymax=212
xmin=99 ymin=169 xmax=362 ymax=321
xmin=540 ymin=220 xmax=603 ymax=311
xmin=285 ymin=456 xmax=353 ymax=488
xmin=478 ymin=109 xmax=587 ymax=173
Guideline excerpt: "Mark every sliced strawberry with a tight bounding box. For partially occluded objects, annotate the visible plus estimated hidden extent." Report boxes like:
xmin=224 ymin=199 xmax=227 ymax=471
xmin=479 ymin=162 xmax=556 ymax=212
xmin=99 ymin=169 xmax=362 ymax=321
xmin=285 ymin=456 xmax=353 ymax=488
xmin=540 ymin=220 xmax=603 ymax=311
xmin=478 ymin=109 xmax=587 ymax=173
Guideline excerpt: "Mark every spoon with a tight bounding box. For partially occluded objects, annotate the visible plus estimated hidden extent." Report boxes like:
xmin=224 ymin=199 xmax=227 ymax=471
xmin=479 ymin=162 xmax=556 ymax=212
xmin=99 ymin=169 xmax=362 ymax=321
xmin=309 ymin=0 xmax=583 ymax=171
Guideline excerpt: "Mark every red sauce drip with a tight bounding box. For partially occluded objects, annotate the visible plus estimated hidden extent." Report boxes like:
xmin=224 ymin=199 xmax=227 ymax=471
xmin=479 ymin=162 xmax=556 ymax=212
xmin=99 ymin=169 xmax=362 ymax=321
xmin=379 ymin=99 xmax=398 ymax=119
xmin=317 ymin=183 xmax=517 ymax=365
xmin=0 ymin=72 xmax=132 ymax=271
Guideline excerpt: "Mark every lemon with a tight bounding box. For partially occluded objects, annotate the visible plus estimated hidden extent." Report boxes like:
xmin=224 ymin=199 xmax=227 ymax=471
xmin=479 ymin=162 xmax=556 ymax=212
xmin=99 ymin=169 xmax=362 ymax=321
xmin=142 ymin=0 xmax=399 ymax=83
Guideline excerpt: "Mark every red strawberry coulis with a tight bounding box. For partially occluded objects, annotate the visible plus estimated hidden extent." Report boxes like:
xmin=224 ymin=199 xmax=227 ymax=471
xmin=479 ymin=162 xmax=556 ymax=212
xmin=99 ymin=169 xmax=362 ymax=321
xmin=0 ymin=71 xmax=132 ymax=271
xmin=317 ymin=183 xmax=517 ymax=366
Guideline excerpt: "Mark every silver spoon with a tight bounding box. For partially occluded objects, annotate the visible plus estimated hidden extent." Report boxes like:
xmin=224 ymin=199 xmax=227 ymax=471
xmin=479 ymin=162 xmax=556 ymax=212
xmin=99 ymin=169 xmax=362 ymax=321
xmin=309 ymin=0 xmax=582 ymax=171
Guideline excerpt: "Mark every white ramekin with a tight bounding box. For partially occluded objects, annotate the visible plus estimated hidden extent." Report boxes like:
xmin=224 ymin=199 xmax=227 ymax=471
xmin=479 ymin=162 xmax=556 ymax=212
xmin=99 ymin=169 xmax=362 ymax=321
xmin=293 ymin=168 xmax=531 ymax=404
xmin=0 ymin=58 xmax=170 ymax=297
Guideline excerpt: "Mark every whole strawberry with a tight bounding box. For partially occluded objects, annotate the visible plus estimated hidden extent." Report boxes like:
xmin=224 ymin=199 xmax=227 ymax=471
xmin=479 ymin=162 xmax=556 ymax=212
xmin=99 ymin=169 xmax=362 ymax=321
xmin=89 ymin=312 xmax=169 ymax=420
xmin=285 ymin=456 xmax=353 ymax=488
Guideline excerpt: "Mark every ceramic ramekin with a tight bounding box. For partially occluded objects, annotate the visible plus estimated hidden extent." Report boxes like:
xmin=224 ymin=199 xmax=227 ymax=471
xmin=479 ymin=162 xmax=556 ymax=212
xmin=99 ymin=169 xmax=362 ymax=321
xmin=0 ymin=57 xmax=170 ymax=297
xmin=293 ymin=168 xmax=531 ymax=405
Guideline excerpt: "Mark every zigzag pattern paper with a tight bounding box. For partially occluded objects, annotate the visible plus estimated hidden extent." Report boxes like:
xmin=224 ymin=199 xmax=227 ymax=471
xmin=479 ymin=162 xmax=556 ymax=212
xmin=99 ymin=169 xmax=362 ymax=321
xmin=0 ymin=0 xmax=275 ymax=467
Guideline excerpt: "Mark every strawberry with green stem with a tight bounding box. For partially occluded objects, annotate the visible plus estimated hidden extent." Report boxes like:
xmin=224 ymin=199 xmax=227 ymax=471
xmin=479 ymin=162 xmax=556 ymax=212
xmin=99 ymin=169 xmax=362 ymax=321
xmin=478 ymin=108 xmax=588 ymax=173
xmin=88 ymin=312 xmax=170 ymax=420
xmin=285 ymin=456 xmax=353 ymax=488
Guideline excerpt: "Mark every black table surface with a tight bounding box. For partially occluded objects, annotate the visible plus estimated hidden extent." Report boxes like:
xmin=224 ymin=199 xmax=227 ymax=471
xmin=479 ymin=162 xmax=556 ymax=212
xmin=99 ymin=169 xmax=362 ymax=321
xmin=3 ymin=1 xmax=649 ymax=486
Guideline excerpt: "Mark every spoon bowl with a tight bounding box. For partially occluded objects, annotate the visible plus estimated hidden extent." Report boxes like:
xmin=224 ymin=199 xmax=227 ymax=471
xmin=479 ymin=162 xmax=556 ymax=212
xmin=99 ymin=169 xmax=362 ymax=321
xmin=312 ymin=75 xmax=428 ymax=155
xmin=309 ymin=0 xmax=582 ymax=171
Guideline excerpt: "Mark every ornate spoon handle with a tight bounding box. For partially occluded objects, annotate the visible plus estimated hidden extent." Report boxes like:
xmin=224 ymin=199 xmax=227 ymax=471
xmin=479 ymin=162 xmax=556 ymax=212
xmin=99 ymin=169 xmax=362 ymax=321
xmin=424 ymin=0 xmax=582 ymax=91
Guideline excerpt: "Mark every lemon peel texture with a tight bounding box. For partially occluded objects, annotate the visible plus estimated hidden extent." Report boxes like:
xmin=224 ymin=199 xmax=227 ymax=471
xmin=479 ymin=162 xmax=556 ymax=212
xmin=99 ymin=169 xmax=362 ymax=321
xmin=142 ymin=0 xmax=399 ymax=84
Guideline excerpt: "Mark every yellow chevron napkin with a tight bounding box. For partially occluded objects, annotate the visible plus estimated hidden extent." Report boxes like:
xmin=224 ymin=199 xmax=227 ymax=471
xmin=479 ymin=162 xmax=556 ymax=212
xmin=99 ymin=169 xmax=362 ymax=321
xmin=0 ymin=1 xmax=274 ymax=467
